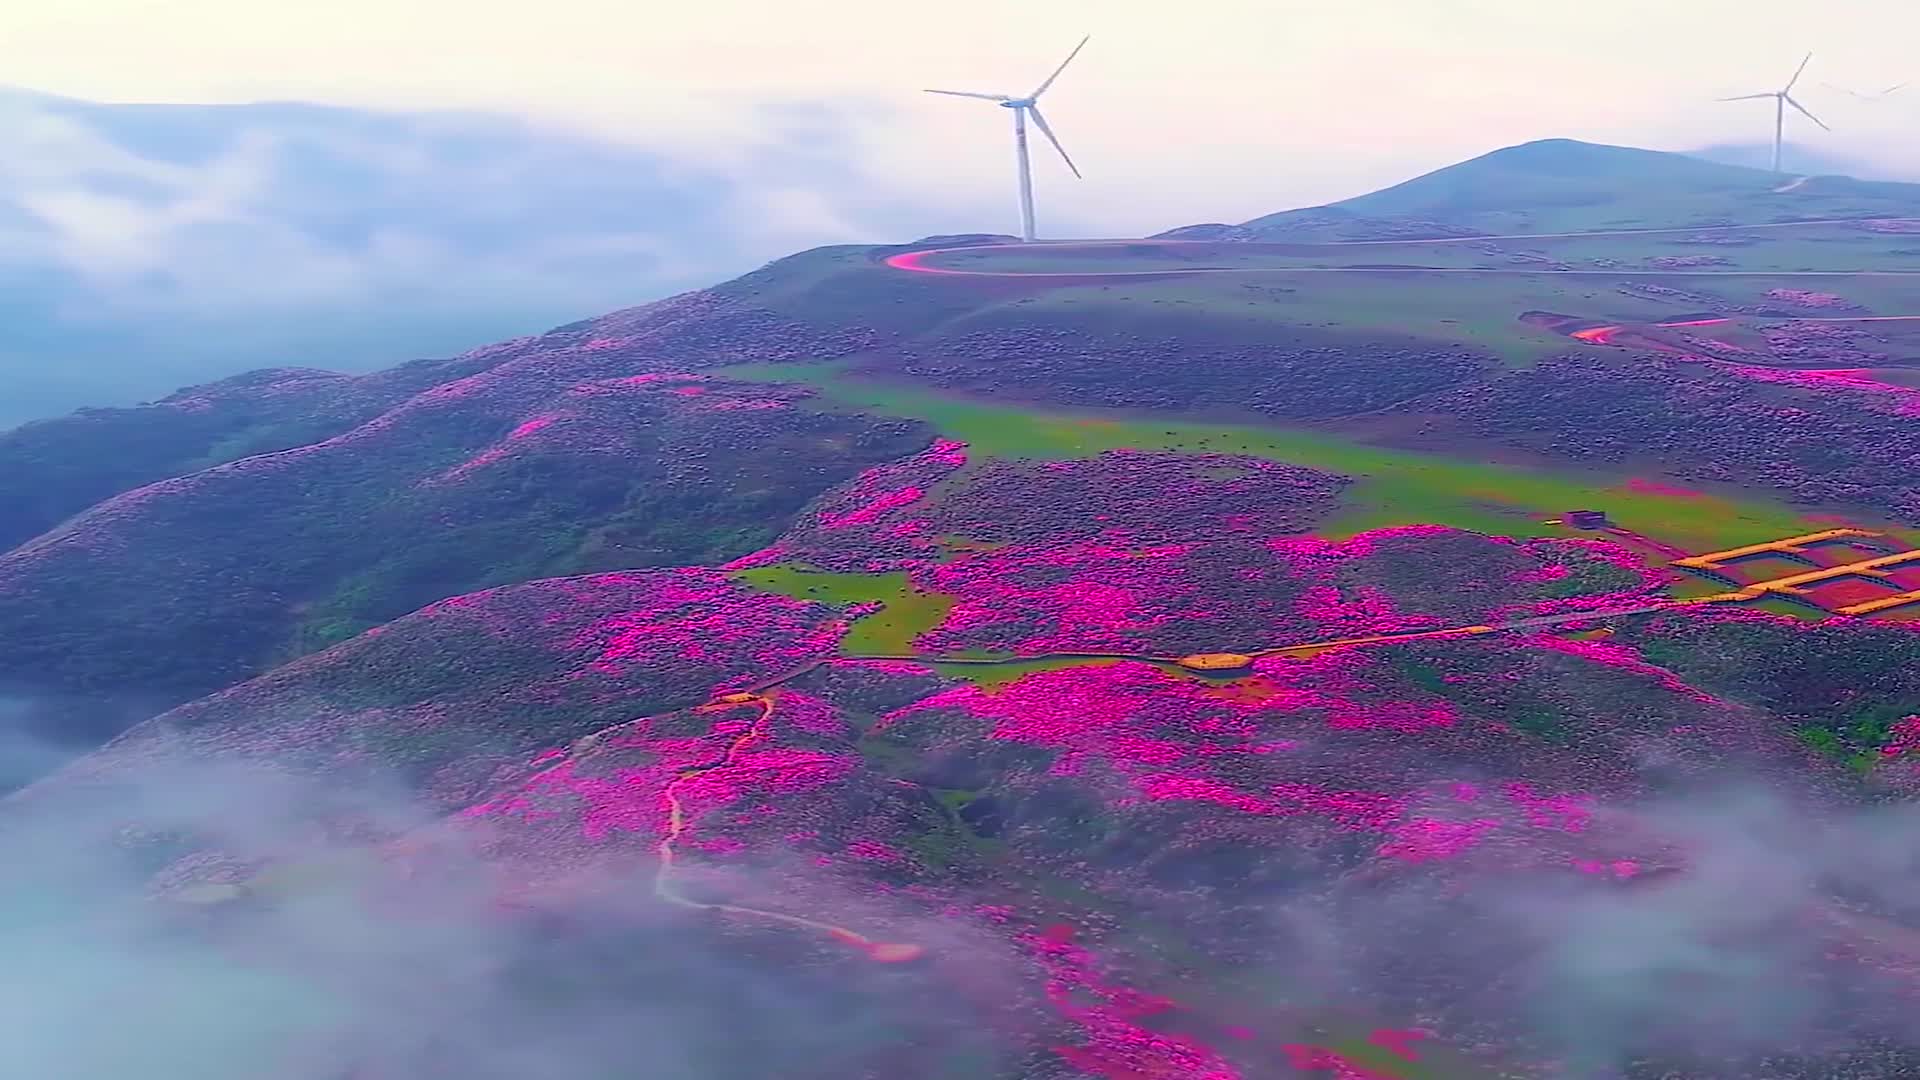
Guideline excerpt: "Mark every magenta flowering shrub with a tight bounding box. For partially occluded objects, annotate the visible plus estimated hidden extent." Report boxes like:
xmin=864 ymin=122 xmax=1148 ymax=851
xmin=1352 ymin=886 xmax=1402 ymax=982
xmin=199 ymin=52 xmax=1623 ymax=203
xmin=25 ymin=586 xmax=1918 ymax=1076
xmin=11 ymin=568 xmax=864 ymax=830
xmin=1523 ymin=635 xmax=1720 ymax=703
xmin=19 ymin=231 xmax=1920 ymax=1077
xmin=727 ymin=438 xmax=972 ymax=571
xmin=460 ymin=688 xmax=889 ymax=866
xmin=0 ymin=277 xmax=915 ymax=774
xmin=1021 ymin=924 xmax=1241 ymax=1079
xmin=451 ymin=679 xmax=1314 ymax=1075
xmin=557 ymin=569 xmax=856 ymax=689
xmin=782 ymin=657 xmax=958 ymax=720
xmin=910 ymin=525 xmax=1666 ymax=657
xmin=754 ymin=449 xmax=1349 ymax=574
xmin=1330 ymin=527 xmax=1667 ymax=623
xmin=1877 ymin=716 xmax=1920 ymax=793
xmin=870 ymin=643 xmax=1766 ymax=885
xmin=0 ymin=365 xmax=927 ymax=751
xmin=1447 ymin=352 xmax=1920 ymax=522
xmin=912 ymin=540 xmax=1212 ymax=653
xmin=874 ymin=661 xmax=1378 ymax=871
xmin=1885 ymin=716 xmax=1920 ymax=759
xmin=931 ymin=451 xmax=1349 ymax=546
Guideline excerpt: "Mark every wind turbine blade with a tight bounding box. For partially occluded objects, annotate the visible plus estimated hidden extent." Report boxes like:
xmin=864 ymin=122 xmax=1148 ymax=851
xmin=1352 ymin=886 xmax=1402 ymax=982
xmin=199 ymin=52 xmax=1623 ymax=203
xmin=1823 ymin=81 xmax=1909 ymax=100
xmin=1785 ymin=95 xmax=1831 ymax=131
xmin=1030 ymin=35 xmax=1090 ymax=99
xmin=923 ymin=89 xmax=1011 ymax=101
xmin=1026 ymin=104 xmax=1080 ymax=179
xmin=1717 ymin=93 xmax=1775 ymax=102
xmin=1786 ymin=51 xmax=1813 ymax=91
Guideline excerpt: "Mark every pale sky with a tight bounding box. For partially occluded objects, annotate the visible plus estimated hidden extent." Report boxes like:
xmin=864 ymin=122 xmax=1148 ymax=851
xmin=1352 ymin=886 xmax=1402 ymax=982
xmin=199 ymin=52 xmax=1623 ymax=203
xmin=6 ymin=0 xmax=1918 ymax=236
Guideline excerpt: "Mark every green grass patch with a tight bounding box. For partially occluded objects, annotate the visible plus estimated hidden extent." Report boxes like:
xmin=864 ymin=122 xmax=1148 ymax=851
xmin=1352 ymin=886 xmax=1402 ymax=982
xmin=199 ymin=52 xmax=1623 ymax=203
xmin=1798 ymin=700 xmax=1918 ymax=772
xmin=933 ymin=655 xmax=1123 ymax=689
xmin=726 ymin=362 xmax=1857 ymax=554
xmin=1307 ymin=1033 xmax=1478 ymax=1079
xmin=731 ymin=563 xmax=951 ymax=654
xmin=733 ymin=564 xmax=1212 ymax=678
xmin=1794 ymin=725 xmax=1868 ymax=769
xmin=1753 ymin=597 xmax=1826 ymax=620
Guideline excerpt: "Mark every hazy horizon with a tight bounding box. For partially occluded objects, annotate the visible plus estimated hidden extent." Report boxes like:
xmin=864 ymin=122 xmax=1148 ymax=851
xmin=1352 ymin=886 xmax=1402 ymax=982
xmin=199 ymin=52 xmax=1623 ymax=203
xmin=5 ymin=0 xmax=1918 ymax=238
xmin=4 ymin=0 xmax=1917 ymax=424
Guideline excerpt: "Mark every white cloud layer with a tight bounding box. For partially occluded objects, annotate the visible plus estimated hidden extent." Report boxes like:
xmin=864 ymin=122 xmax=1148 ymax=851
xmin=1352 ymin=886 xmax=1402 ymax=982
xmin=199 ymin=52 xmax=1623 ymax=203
xmin=1 ymin=0 xmax=1917 ymax=423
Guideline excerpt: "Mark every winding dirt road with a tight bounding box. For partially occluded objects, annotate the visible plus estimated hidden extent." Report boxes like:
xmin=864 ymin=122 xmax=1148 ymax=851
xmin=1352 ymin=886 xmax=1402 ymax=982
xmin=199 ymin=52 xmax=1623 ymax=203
xmin=573 ymin=218 xmax=1920 ymax=963
xmin=530 ymin=593 xmax=1684 ymax=961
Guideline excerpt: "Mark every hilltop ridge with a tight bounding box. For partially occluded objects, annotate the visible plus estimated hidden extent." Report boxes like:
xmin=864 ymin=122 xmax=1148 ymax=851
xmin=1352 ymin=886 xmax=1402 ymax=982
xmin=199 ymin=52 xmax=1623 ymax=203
xmin=1161 ymin=137 xmax=1920 ymax=241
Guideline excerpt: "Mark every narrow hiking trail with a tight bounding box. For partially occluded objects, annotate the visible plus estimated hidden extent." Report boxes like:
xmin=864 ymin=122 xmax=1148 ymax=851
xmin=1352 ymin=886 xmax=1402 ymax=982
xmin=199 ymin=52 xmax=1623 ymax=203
xmin=551 ymin=583 xmax=1754 ymax=959
xmin=637 ymin=216 xmax=1920 ymax=958
xmin=597 ymin=516 xmax=1920 ymax=956
xmin=649 ymin=690 xmax=926 ymax=964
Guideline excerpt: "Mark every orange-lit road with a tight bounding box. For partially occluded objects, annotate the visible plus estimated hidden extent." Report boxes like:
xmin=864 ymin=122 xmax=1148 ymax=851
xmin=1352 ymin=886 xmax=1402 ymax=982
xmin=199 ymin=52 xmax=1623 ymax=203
xmin=567 ymin=528 xmax=1920 ymax=960
xmin=606 ymin=593 xmax=1665 ymax=959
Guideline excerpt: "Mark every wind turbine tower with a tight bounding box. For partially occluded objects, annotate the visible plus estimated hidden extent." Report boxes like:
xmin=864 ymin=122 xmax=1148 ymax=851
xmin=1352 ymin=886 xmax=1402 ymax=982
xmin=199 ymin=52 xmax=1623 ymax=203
xmin=925 ymin=36 xmax=1089 ymax=242
xmin=1719 ymin=52 xmax=1830 ymax=174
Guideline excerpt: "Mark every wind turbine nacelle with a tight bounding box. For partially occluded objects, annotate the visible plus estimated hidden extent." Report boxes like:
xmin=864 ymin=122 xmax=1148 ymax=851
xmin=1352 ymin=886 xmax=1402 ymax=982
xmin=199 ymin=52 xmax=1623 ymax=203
xmin=1000 ymin=99 xmax=1031 ymax=109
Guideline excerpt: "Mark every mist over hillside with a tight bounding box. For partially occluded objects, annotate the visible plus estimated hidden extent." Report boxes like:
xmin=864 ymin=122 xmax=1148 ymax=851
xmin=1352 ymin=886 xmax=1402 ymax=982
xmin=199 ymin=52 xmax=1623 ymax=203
xmin=1689 ymin=141 xmax=1912 ymax=181
xmin=0 ymin=88 xmax=988 ymax=428
xmin=6 ymin=86 xmax=1920 ymax=1073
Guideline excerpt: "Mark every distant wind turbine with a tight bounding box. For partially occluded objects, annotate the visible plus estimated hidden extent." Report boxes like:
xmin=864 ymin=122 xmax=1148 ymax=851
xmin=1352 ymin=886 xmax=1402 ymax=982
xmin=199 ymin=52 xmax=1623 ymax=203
xmin=1719 ymin=52 xmax=1830 ymax=174
xmin=925 ymin=36 xmax=1089 ymax=242
xmin=1822 ymin=81 xmax=1908 ymax=101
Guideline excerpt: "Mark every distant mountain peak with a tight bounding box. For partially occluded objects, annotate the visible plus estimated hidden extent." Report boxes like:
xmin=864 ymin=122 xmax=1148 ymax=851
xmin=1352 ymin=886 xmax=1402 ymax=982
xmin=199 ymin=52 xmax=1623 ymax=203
xmin=1385 ymin=137 xmax=1772 ymax=186
xmin=1157 ymin=136 xmax=1920 ymax=242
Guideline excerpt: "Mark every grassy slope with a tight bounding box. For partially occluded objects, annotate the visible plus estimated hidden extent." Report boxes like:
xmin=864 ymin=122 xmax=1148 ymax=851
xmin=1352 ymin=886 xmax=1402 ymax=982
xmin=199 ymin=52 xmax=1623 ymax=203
xmin=909 ymin=233 xmax=1920 ymax=368
xmin=935 ymin=225 xmax=1920 ymax=274
xmin=1241 ymin=138 xmax=1920 ymax=236
xmin=729 ymin=360 xmax=1859 ymax=551
xmin=716 ymin=165 xmax=1920 ymax=663
xmin=726 ymin=361 xmax=1912 ymax=668
xmin=732 ymin=565 xmax=951 ymax=654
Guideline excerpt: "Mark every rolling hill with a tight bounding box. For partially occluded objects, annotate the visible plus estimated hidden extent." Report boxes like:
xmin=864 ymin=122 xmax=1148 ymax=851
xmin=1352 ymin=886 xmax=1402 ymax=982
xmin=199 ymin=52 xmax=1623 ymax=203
xmin=1160 ymin=137 xmax=1920 ymax=240
xmin=4 ymin=138 xmax=1920 ymax=1079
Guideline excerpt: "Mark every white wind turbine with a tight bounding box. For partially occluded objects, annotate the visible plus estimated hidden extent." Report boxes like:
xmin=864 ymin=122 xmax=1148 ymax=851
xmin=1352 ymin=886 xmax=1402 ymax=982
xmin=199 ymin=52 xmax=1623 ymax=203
xmin=1822 ymin=81 xmax=1908 ymax=101
xmin=1719 ymin=52 xmax=1831 ymax=174
xmin=925 ymin=36 xmax=1089 ymax=243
